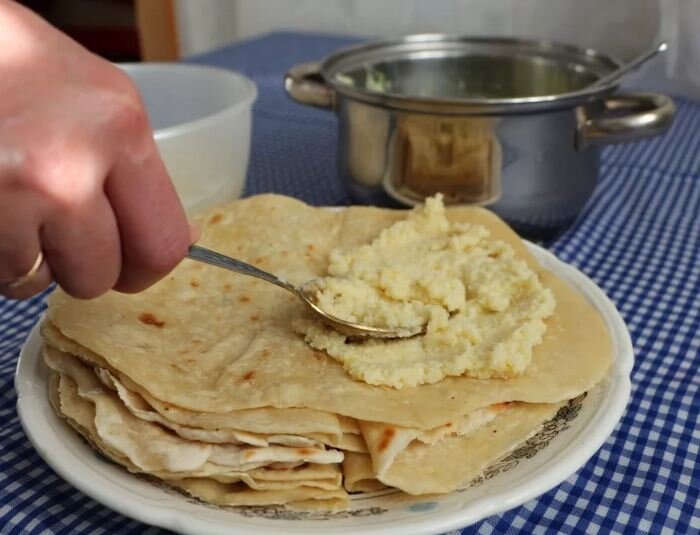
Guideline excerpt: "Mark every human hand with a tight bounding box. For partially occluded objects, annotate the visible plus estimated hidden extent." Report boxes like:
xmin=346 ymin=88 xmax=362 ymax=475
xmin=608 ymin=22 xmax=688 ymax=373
xmin=0 ymin=1 xmax=194 ymax=300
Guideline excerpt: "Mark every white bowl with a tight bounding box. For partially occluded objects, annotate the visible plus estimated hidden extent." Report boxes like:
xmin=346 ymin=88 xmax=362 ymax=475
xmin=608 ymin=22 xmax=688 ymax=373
xmin=119 ymin=64 xmax=257 ymax=213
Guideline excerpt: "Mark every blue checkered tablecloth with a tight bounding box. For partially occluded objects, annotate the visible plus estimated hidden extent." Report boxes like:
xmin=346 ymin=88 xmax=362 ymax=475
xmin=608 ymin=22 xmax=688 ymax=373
xmin=1 ymin=32 xmax=699 ymax=534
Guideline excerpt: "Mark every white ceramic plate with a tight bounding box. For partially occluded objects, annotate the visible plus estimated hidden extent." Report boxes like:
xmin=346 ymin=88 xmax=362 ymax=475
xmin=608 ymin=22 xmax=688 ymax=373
xmin=15 ymin=243 xmax=633 ymax=535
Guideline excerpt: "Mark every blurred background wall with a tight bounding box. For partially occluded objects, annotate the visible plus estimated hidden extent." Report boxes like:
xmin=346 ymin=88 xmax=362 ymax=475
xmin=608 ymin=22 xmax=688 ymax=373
xmin=19 ymin=0 xmax=700 ymax=96
xmin=175 ymin=0 xmax=659 ymax=59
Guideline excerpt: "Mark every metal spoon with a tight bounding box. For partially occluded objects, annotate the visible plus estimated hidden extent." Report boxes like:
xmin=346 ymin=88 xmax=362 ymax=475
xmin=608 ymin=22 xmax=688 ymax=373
xmin=186 ymin=245 xmax=419 ymax=338
xmin=591 ymin=41 xmax=667 ymax=88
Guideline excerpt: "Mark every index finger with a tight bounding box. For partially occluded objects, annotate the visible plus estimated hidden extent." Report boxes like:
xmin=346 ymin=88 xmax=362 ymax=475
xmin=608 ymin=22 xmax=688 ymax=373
xmin=107 ymin=135 xmax=192 ymax=294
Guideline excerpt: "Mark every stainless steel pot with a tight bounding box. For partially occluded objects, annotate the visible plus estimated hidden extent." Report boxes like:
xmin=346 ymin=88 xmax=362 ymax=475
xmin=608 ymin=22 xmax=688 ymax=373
xmin=285 ymin=35 xmax=675 ymax=235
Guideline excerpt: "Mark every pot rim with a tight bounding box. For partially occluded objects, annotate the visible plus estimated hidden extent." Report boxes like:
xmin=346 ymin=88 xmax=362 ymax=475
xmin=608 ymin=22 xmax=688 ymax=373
xmin=319 ymin=34 xmax=623 ymax=114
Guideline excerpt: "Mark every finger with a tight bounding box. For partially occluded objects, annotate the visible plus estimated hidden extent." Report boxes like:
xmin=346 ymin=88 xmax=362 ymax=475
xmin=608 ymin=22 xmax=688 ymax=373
xmin=1 ymin=258 xmax=52 ymax=300
xmin=0 ymin=206 xmax=42 ymax=284
xmin=107 ymin=135 xmax=191 ymax=294
xmin=41 ymin=193 xmax=122 ymax=299
xmin=0 ymin=191 xmax=50 ymax=301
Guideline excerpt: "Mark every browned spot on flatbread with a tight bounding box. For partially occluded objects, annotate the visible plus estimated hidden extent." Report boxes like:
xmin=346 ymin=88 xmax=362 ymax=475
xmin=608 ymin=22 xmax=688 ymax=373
xmin=296 ymin=448 xmax=316 ymax=456
xmin=239 ymin=296 xmax=251 ymax=303
xmin=209 ymin=213 xmax=223 ymax=225
xmin=190 ymin=278 xmax=200 ymax=288
xmin=242 ymin=371 xmax=255 ymax=381
xmin=223 ymin=284 xmax=232 ymax=291
xmin=138 ymin=313 xmax=165 ymax=328
xmin=250 ymin=314 xmax=260 ymax=321
xmin=446 ymin=422 xmax=453 ymax=428
xmin=253 ymin=257 xmax=265 ymax=265
xmin=378 ymin=427 xmax=396 ymax=452
xmin=306 ymin=244 xmax=315 ymax=252
xmin=491 ymin=402 xmax=512 ymax=411
xmin=244 ymin=450 xmax=256 ymax=460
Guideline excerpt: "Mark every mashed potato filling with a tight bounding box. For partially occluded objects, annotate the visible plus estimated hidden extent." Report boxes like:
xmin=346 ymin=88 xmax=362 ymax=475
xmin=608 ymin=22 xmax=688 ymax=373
xmin=295 ymin=195 xmax=555 ymax=389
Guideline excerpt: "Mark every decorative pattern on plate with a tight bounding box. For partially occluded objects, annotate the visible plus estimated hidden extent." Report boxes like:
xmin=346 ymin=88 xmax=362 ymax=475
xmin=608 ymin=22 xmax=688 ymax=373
xmin=469 ymin=393 xmax=587 ymax=487
xmin=233 ymin=506 xmax=389 ymax=521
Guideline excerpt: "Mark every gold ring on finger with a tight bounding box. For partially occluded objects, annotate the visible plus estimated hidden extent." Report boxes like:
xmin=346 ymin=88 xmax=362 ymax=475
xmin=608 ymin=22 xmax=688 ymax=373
xmin=0 ymin=251 xmax=44 ymax=290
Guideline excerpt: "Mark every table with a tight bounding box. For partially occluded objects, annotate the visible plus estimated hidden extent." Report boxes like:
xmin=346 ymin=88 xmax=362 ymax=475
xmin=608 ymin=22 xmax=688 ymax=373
xmin=1 ymin=32 xmax=698 ymax=534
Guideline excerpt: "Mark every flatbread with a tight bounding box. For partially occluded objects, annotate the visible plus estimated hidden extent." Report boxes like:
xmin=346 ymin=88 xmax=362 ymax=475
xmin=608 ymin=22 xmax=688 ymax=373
xmin=155 ymin=464 xmax=342 ymax=491
xmin=95 ymin=366 xmax=325 ymax=448
xmin=42 ymin=321 xmax=346 ymax=437
xmin=168 ymin=478 xmax=349 ymax=510
xmin=378 ymin=402 xmax=563 ymax=495
xmin=338 ymin=416 xmax=361 ymax=434
xmin=96 ymin=366 xmax=365 ymax=452
xmin=312 ymin=432 xmax=367 ymax=454
xmin=342 ymin=453 xmax=387 ymax=493
xmin=50 ymin=369 xmax=347 ymax=504
xmin=45 ymin=347 xmax=343 ymax=473
xmin=46 ymin=195 xmax=612 ymax=429
xmin=360 ymin=403 xmax=509 ymax=477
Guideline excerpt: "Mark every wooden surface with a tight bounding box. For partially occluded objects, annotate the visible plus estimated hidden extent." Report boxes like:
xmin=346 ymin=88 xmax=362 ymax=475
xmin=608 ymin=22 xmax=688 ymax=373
xmin=135 ymin=0 xmax=179 ymax=60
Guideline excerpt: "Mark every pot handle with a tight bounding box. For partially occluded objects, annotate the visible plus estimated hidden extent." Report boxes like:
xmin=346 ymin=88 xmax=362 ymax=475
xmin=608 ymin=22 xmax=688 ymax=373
xmin=576 ymin=92 xmax=675 ymax=149
xmin=284 ymin=62 xmax=334 ymax=109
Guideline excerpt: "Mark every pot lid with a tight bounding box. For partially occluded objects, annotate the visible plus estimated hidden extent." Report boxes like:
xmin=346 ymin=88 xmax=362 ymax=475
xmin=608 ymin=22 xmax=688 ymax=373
xmin=320 ymin=35 xmax=622 ymax=114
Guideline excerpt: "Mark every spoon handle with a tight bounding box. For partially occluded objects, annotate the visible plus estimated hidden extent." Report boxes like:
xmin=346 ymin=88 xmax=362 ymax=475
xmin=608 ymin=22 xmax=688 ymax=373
xmin=187 ymin=245 xmax=412 ymax=338
xmin=592 ymin=41 xmax=667 ymax=88
xmin=186 ymin=245 xmax=296 ymax=293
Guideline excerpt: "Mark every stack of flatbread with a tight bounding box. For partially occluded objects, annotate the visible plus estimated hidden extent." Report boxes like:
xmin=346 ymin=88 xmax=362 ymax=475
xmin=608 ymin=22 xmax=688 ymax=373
xmin=41 ymin=195 xmax=612 ymax=510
